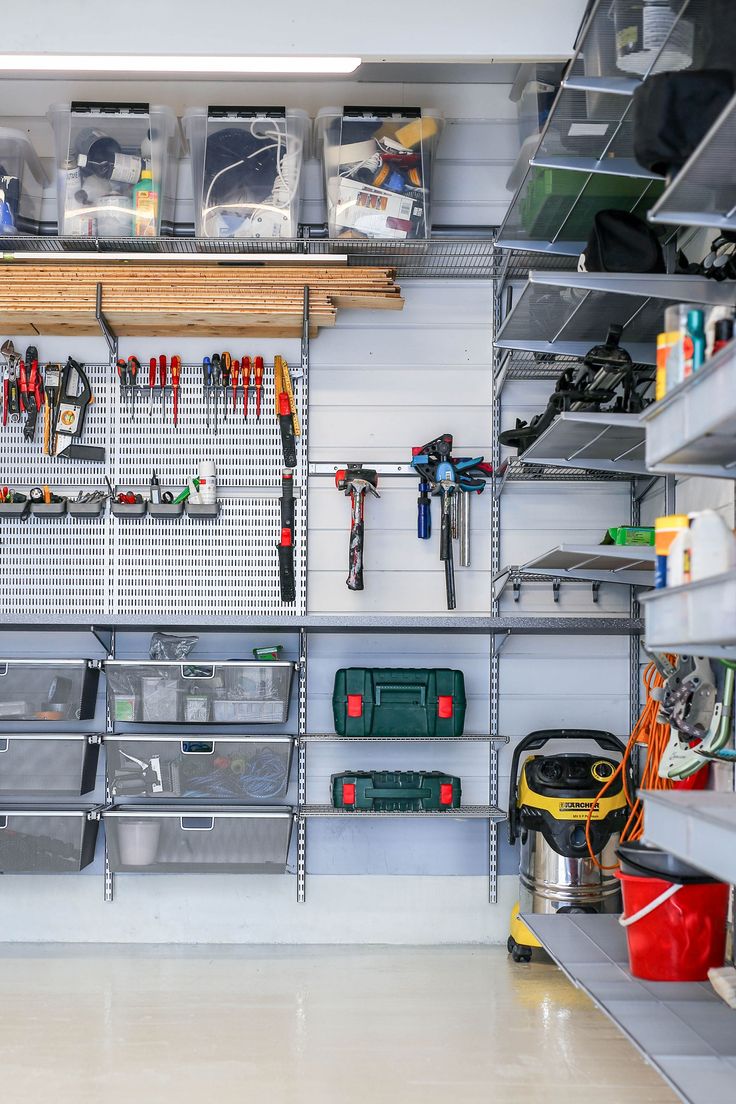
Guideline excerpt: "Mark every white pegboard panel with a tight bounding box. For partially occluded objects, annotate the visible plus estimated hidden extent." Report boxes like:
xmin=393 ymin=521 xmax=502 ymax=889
xmin=111 ymin=497 xmax=306 ymax=618
xmin=111 ymin=364 xmax=303 ymax=488
xmin=0 ymin=512 xmax=110 ymax=617
xmin=0 ymin=362 xmax=110 ymax=486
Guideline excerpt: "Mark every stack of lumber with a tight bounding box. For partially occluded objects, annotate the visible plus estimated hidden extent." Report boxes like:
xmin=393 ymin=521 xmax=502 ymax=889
xmin=0 ymin=262 xmax=403 ymax=337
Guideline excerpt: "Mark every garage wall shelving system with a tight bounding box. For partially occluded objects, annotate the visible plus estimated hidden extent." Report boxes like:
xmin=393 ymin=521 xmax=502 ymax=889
xmin=492 ymin=3 xmax=736 ymax=1099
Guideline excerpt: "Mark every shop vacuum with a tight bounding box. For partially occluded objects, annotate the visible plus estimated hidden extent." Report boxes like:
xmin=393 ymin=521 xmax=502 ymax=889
xmin=507 ymin=730 xmax=628 ymax=962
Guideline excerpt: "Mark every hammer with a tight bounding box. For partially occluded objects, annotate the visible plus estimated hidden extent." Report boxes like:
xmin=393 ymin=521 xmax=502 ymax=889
xmin=335 ymin=465 xmax=380 ymax=591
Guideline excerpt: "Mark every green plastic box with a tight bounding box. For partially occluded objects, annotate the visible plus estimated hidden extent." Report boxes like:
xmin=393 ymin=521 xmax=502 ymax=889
xmin=520 ymin=167 xmax=664 ymax=241
xmin=332 ymin=770 xmax=462 ymax=811
xmin=332 ymin=668 xmax=466 ymax=737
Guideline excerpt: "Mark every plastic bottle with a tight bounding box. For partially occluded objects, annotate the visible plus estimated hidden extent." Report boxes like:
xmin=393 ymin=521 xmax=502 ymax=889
xmin=75 ymin=129 xmax=142 ymax=185
xmin=667 ymin=524 xmax=691 ymax=587
xmin=690 ymin=509 xmax=736 ymax=581
xmin=133 ymin=169 xmax=159 ymax=238
xmin=712 ymin=317 xmax=734 ymax=357
xmin=198 ymin=461 xmax=217 ymax=504
xmin=686 ymin=309 xmax=705 ymax=374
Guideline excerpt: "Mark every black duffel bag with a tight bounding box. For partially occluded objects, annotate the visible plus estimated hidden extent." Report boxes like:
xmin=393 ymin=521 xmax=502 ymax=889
xmin=632 ymin=69 xmax=735 ymax=177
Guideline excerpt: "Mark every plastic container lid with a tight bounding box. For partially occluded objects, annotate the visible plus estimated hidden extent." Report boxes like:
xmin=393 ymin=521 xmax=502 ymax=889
xmin=183 ymin=107 xmax=311 ymax=158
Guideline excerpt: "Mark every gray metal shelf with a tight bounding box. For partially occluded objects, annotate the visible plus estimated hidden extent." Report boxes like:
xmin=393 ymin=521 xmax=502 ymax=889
xmin=300 ymin=733 xmax=501 ymax=743
xmin=4 ymin=234 xmax=496 ymax=280
xmin=0 ymin=614 xmax=644 ymax=634
xmin=649 ymin=92 xmax=736 ymax=231
xmin=643 ymin=790 xmax=736 ymax=888
xmin=524 ymin=913 xmax=736 ymax=1104
xmin=496 ymin=455 xmax=633 ymax=497
xmin=641 ymin=341 xmax=736 ymax=477
xmin=518 ymin=412 xmax=649 ymax=476
xmin=495 ymin=271 xmax=736 ymax=364
xmin=495 ymin=544 xmax=655 ymax=600
xmin=299 ymin=804 xmax=505 ymax=819
xmin=640 ymin=571 xmax=736 ymax=659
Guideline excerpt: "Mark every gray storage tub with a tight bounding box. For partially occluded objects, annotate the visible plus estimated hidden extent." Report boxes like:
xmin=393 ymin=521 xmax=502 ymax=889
xmin=0 ymin=733 xmax=101 ymax=796
xmin=106 ymin=735 xmax=293 ymax=802
xmin=104 ymin=805 xmax=293 ymax=873
xmin=0 ymin=805 xmax=101 ymax=872
xmin=0 ymin=660 xmax=100 ymax=721
xmin=105 ymin=661 xmax=295 ymax=724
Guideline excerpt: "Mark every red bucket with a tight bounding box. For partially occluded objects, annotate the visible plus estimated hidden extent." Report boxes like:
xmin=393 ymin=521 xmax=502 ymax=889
xmin=618 ymin=870 xmax=729 ymax=981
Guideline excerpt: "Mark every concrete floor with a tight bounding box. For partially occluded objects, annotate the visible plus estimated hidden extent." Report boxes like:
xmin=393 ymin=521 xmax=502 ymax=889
xmin=0 ymin=945 xmax=677 ymax=1104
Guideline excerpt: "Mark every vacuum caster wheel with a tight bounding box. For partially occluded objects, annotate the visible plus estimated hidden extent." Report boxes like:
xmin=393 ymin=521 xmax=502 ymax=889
xmin=507 ymin=936 xmax=533 ymax=962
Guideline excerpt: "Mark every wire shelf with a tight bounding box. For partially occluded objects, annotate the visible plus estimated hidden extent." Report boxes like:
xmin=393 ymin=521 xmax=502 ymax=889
xmin=502 ymin=456 xmax=633 ymax=484
xmin=3 ymin=235 xmax=497 ymax=280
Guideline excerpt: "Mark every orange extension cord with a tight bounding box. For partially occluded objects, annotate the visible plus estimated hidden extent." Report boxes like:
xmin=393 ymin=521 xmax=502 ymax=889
xmin=585 ymin=659 xmax=674 ymax=871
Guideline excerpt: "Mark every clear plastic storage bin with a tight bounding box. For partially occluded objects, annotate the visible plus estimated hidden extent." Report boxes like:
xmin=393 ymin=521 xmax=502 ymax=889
xmin=0 ymin=805 xmax=101 ymax=872
xmin=0 ymin=127 xmax=48 ymax=235
xmin=183 ymin=107 xmax=309 ymax=239
xmin=0 ymin=660 xmax=100 ymax=721
xmin=104 ymin=805 xmax=293 ymax=873
xmin=106 ymin=735 xmax=293 ymax=801
xmin=48 ymin=102 xmax=178 ymax=237
xmin=316 ymin=107 xmax=443 ymax=240
xmin=105 ymin=661 xmax=295 ymax=724
xmin=0 ymin=734 xmax=101 ymax=796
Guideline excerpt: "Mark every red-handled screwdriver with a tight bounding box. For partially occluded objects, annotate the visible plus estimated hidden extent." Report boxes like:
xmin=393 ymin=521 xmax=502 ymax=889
xmin=159 ymin=354 xmax=167 ymax=419
xmin=171 ymin=356 xmax=181 ymax=427
xmin=148 ymin=357 xmax=156 ymax=418
xmin=254 ymin=356 xmax=264 ymax=421
xmin=232 ymin=359 xmax=239 ymax=412
xmin=242 ymin=356 xmax=251 ymax=420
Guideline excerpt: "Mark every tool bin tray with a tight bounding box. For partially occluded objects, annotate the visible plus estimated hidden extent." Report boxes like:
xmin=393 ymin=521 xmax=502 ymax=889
xmin=106 ymin=734 xmax=293 ymax=801
xmin=104 ymin=804 xmax=293 ymax=873
xmin=0 ymin=733 xmax=101 ymax=796
xmin=106 ymin=660 xmax=295 ymax=724
xmin=0 ymin=804 xmax=101 ymax=873
xmin=0 ymin=659 xmax=99 ymax=721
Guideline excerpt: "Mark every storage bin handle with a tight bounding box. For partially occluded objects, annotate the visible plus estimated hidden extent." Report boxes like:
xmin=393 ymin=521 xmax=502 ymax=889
xmin=0 ymin=738 xmax=7 ymax=753
xmin=181 ymin=665 xmax=215 ymax=680
xmin=619 ymin=883 xmax=682 ymax=927
xmin=375 ymin=683 xmax=426 ymax=706
xmin=180 ymin=816 xmax=215 ymax=831
xmin=181 ymin=741 xmax=215 ymax=755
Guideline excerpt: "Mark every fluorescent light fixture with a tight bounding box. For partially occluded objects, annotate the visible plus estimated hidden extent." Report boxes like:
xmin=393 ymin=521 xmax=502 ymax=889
xmin=0 ymin=54 xmax=361 ymax=74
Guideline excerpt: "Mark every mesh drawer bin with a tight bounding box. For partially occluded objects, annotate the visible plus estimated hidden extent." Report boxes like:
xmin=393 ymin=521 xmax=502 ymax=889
xmin=104 ymin=805 xmax=293 ymax=873
xmin=316 ymin=107 xmax=443 ymax=240
xmin=48 ymin=101 xmax=178 ymax=237
xmin=0 ymin=806 xmax=101 ymax=873
xmin=106 ymin=735 xmax=293 ymax=802
xmin=0 ymin=660 xmax=100 ymax=721
xmin=0 ymin=734 xmax=101 ymax=796
xmin=183 ymin=106 xmax=310 ymax=239
xmin=105 ymin=661 xmax=295 ymax=724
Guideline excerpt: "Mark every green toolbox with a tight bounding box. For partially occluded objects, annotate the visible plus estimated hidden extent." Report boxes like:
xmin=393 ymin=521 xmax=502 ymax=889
xmin=332 ymin=770 xmax=462 ymax=811
xmin=519 ymin=167 xmax=664 ymax=241
xmin=332 ymin=668 xmax=466 ymax=737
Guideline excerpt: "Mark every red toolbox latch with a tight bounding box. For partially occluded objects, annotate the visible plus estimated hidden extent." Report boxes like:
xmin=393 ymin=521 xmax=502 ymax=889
xmin=343 ymin=783 xmax=356 ymax=806
xmin=347 ymin=694 xmax=363 ymax=718
xmin=440 ymin=783 xmax=454 ymax=806
xmin=437 ymin=695 xmax=453 ymax=719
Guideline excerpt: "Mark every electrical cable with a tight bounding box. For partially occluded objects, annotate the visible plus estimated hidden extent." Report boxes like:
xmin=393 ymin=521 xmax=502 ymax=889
xmin=585 ymin=659 xmax=675 ymax=871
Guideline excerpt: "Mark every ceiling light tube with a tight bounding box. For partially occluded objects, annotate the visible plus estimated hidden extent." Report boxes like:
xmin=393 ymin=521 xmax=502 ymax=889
xmin=0 ymin=54 xmax=362 ymax=75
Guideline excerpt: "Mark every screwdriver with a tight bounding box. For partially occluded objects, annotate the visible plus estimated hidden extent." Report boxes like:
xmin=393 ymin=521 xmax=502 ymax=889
xmin=232 ymin=359 xmax=239 ymax=412
xmin=148 ymin=357 xmax=156 ymax=418
xmin=211 ymin=353 xmax=221 ymax=436
xmin=254 ymin=356 xmax=264 ymax=421
xmin=203 ymin=356 xmax=212 ymax=428
xmin=171 ymin=355 xmax=181 ymax=428
xmin=159 ymin=354 xmax=167 ymax=419
xmin=127 ymin=356 xmax=140 ymax=421
xmin=242 ymin=356 xmax=251 ymax=420
xmin=221 ymin=352 xmax=231 ymax=421
xmin=116 ymin=357 xmax=130 ymax=416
